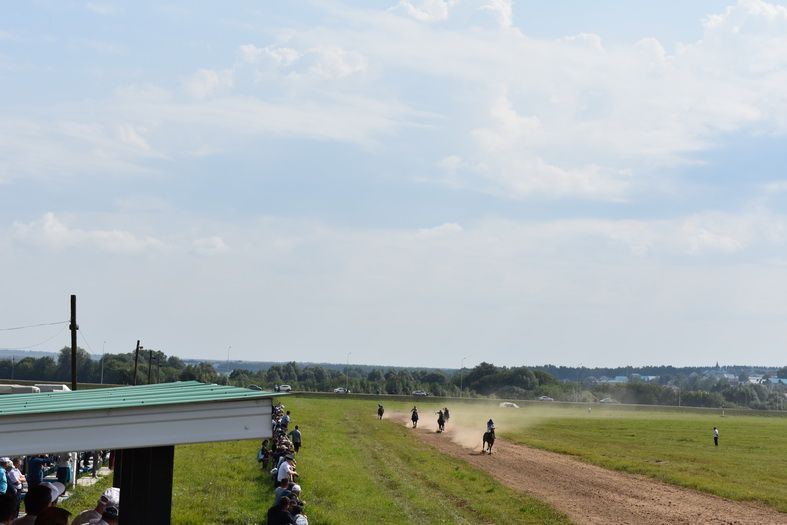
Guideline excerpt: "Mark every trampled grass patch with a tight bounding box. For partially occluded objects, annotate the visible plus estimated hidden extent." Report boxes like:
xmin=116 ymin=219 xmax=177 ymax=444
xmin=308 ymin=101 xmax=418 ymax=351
xmin=498 ymin=405 xmax=787 ymax=512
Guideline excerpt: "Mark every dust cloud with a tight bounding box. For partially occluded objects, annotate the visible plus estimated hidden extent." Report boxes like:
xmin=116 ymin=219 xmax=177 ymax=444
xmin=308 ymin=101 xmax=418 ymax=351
xmin=393 ymin=401 xmax=569 ymax=452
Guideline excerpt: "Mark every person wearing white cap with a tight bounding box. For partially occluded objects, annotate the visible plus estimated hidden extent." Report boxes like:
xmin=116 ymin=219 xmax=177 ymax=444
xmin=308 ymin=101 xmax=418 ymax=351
xmin=70 ymin=488 xmax=119 ymax=525
xmin=39 ymin=483 xmax=65 ymax=506
xmin=85 ymin=505 xmax=117 ymax=525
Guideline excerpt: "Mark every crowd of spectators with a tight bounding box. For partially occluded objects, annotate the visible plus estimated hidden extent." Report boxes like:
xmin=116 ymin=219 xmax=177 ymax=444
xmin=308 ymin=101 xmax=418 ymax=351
xmin=259 ymin=403 xmax=308 ymax=525
xmin=0 ymin=454 xmax=119 ymax=525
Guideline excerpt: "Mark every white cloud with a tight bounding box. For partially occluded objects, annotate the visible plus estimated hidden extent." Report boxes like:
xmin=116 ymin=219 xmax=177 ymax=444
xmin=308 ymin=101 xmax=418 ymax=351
xmin=238 ymin=44 xmax=300 ymax=66
xmin=479 ymin=0 xmax=513 ymax=28
xmin=192 ymin=236 xmax=229 ymax=255
xmin=185 ymin=69 xmax=233 ymax=99
xmin=395 ymin=0 xmax=456 ymax=22
xmin=11 ymin=213 xmax=165 ymax=254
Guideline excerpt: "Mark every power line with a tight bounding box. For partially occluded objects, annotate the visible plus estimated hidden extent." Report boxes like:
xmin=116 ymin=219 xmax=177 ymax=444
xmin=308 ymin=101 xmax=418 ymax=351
xmin=0 ymin=320 xmax=69 ymax=332
xmin=0 ymin=325 xmax=69 ymax=351
xmin=78 ymin=329 xmax=96 ymax=355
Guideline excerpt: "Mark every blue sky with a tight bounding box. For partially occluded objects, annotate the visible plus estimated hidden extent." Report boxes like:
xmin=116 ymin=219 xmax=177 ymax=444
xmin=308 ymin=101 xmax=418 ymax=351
xmin=2 ymin=0 xmax=787 ymax=368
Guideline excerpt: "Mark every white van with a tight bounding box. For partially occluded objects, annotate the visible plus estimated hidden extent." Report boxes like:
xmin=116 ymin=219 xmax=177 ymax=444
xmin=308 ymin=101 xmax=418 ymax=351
xmin=277 ymin=384 xmax=292 ymax=392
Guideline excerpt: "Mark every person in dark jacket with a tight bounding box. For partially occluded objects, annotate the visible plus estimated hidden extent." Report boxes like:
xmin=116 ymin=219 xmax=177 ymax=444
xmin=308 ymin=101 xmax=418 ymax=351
xmin=267 ymin=496 xmax=295 ymax=525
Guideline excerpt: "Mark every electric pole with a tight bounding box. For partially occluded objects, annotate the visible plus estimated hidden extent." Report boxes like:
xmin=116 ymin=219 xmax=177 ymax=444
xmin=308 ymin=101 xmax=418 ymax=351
xmin=133 ymin=340 xmax=141 ymax=385
xmin=148 ymin=349 xmax=154 ymax=384
xmin=70 ymin=294 xmax=78 ymax=391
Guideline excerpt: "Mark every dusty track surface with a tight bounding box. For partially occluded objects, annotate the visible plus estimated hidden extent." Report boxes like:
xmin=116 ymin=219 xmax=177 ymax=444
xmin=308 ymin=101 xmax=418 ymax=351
xmin=396 ymin=413 xmax=787 ymax=525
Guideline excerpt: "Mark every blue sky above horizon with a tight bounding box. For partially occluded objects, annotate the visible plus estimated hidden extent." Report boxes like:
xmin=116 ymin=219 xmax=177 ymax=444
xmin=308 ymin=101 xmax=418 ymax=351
xmin=3 ymin=0 xmax=787 ymax=369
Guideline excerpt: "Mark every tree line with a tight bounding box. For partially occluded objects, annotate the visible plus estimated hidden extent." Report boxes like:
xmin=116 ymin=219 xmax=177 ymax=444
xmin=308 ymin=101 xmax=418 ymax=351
xmin=1 ymin=350 xmax=784 ymax=410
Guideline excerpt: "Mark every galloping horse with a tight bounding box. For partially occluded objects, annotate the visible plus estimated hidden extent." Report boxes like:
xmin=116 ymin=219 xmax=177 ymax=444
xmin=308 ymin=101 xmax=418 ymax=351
xmin=482 ymin=430 xmax=495 ymax=454
xmin=437 ymin=410 xmax=445 ymax=432
xmin=377 ymin=404 xmax=384 ymax=420
xmin=411 ymin=407 xmax=419 ymax=428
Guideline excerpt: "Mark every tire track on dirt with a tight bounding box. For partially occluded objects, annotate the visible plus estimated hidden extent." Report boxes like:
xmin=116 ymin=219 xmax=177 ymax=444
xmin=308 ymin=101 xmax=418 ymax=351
xmin=395 ymin=413 xmax=787 ymax=525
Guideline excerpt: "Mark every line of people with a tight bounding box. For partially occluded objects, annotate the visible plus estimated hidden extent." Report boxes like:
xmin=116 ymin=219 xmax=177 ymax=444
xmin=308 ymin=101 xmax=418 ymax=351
xmin=259 ymin=403 xmax=308 ymax=525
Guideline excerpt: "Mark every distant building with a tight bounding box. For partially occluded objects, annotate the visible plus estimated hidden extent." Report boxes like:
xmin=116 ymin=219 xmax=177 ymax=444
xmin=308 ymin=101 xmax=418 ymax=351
xmin=598 ymin=375 xmax=628 ymax=384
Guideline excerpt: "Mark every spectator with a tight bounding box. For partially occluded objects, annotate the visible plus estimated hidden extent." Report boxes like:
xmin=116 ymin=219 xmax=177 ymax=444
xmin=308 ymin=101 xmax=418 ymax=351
xmin=266 ymin=496 xmax=295 ymax=525
xmin=33 ymin=507 xmax=70 ymax=525
xmin=280 ymin=411 xmax=291 ymax=430
xmin=38 ymin=484 xmax=65 ymax=507
xmin=257 ymin=440 xmax=271 ymax=470
xmin=287 ymin=484 xmax=305 ymax=516
xmin=288 ymin=426 xmax=302 ymax=453
xmin=277 ymin=455 xmax=297 ymax=485
xmin=12 ymin=485 xmax=52 ymax=525
xmin=70 ymin=488 xmax=119 ymax=525
xmin=86 ymin=505 xmax=118 ymax=525
xmin=5 ymin=459 xmax=23 ymax=499
xmin=54 ymin=455 xmax=73 ymax=487
xmin=273 ymin=479 xmax=292 ymax=506
xmin=0 ymin=492 xmax=16 ymax=524
xmin=26 ymin=457 xmax=52 ymax=489
xmin=0 ymin=459 xmax=7 ymax=495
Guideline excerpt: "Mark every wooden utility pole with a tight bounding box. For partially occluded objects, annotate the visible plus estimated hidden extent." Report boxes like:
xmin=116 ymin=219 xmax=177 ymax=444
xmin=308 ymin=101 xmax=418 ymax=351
xmin=133 ymin=340 xmax=141 ymax=386
xmin=70 ymin=294 xmax=78 ymax=391
xmin=148 ymin=350 xmax=154 ymax=384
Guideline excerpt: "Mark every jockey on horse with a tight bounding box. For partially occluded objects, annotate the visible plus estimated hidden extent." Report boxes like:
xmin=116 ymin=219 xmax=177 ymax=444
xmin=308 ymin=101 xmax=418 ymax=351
xmin=411 ymin=406 xmax=419 ymax=428
xmin=483 ymin=419 xmax=496 ymax=454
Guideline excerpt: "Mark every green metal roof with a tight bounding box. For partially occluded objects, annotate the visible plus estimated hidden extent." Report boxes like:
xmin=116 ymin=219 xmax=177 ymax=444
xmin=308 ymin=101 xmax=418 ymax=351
xmin=0 ymin=381 xmax=284 ymax=417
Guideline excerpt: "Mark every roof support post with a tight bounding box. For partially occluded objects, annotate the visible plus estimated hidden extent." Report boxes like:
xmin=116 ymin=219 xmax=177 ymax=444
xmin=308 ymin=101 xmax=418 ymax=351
xmin=117 ymin=445 xmax=174 ymax=525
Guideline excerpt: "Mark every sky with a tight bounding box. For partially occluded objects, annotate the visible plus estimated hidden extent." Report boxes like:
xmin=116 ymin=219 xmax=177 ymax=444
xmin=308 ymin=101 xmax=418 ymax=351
xmin=2 ymin=0 xmax=787 ymax=369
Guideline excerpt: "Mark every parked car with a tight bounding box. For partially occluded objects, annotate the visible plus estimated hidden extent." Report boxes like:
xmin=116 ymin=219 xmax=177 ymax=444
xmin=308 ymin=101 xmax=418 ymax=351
xmin=247 ymin=384 xmax=263 ymax=391
xmin=537 ymin=395 xmax=554 ymax=401
xmin=599 ymin=397 xmax=619 ymax=403
xmin=499 ymin=402 xmax=520 ymax=408
xmin=333 ymin=387 xmax=350 ymax=394
xmin=412 ymin=390 xmax=430 ymax=396
xmin=276 ymin=384 xmax=292 ymax=392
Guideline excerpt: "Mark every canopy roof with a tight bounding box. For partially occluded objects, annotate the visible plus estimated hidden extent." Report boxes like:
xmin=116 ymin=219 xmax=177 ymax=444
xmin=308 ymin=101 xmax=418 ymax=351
xmin=0 ymin=380 xmax=278 ymax=416
xmin=0 ymin=381 xmax=281 ymax=456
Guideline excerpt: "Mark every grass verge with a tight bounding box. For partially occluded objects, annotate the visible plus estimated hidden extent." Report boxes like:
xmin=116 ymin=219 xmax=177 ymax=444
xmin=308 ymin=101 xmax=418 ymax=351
xmin=497 ymin=406 xmax=787 ymax=512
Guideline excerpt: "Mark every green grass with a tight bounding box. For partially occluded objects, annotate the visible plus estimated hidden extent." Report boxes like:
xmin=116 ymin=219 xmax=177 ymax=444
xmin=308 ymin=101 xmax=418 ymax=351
xmin=170 ymin=397 xmax=570 ymax=524
xmin=59 ymin=476 xmax=113 ymax=517
xmin=492 ymin=405 xmax=787 ymax=512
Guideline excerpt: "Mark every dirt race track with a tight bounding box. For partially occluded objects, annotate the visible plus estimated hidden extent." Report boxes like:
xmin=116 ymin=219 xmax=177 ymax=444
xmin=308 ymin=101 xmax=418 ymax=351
xmin=397 ymin=413 xmax=787 ymax=525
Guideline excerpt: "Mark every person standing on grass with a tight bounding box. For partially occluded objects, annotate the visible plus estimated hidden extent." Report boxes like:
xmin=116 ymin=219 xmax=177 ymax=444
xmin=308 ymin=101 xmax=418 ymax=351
xmin=713 ymin=427 xmax=719 ymax=446
xmin=26 ymin=456 xmax=51 ymax=489
xmin=288 ymin=426 xmax=302 ymax=453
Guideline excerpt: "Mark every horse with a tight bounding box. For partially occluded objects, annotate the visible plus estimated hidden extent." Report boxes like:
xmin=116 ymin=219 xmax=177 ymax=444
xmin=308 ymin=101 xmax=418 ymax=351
xmin=377 ymin=405 xmax=384 ymax=420
xmin=437 ymin=410 xmax=445 ymax=432
xmin=411 ymin=410 xmax=419 ymax=428
xmin=482 ymin=430 xmax=495 ymax=454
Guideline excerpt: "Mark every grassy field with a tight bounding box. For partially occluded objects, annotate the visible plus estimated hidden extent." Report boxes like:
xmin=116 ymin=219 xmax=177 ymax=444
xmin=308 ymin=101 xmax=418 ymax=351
xmin=169 ymin=396 xmax=569 ymax=524
xmin=55 ymin=396 xmax=787 ymax=522
xmin=470 ymin=403 xmax=787 ymax=512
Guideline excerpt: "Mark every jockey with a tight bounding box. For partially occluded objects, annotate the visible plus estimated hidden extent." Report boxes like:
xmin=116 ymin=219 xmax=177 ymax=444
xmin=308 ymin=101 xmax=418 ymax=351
xmin=487 ymin=418 xmax=495 ymax=432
